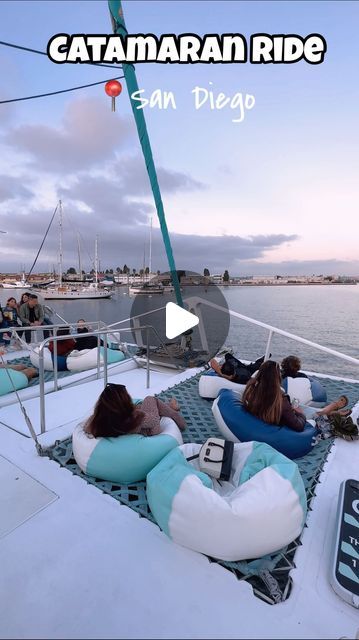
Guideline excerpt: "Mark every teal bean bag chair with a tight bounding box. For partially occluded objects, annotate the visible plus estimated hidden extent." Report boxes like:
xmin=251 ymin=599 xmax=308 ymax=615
xmin=72 ymin=416 xmax=183 ymax=484
xmin=0 ymin=368 xmax=29 ymax=396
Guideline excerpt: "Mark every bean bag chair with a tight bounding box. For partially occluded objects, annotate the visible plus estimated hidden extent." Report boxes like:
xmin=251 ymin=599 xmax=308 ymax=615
xmin=0 ymin=368 xmax=29 ymax=396
xmin=199 ymin=370 xmax=246 ymax=399
xmin=147 ymin=440 xmax=307 ymax=561
xmin=29 ymin=346 xmax=54 ymax=371
xmin=282 ymin=376 xmax=327 ymax=406
xmin=212 ymin=389 xmax=316 ymax=459
xmin=67 ymin=346 xmax=125 ymax=372
xmin=72 ymin=417 xmax=183 ymax=484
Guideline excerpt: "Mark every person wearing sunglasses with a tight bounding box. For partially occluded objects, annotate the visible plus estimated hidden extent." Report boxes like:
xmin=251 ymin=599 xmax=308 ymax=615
xmin=84 ymin=383 xmax=186 ymax=439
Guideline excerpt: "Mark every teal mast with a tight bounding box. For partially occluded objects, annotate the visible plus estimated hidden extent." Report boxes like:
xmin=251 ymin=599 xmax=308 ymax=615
xmin=108 ymin=0 xmax=184 ymax=307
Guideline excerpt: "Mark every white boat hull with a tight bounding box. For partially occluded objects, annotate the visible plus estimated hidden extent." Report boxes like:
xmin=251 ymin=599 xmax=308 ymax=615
xmin=129 ymin=286 xmax=163 ymax=295
xmin=42 ymin=288 xmax=112 ymax=300
xmin=1 ymin=282 xmax=30 ymax=289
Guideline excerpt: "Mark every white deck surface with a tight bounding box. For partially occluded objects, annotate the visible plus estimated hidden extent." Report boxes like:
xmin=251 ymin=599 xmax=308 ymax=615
xmin=0 ymin=362 xmax=198 ymax=439
xmin=0 ymin=455 xmax=57 ymax=538
xmin=0 ymin=365 xmax=358 ymax=639
xmin=0 ymin=352 xmax=135 ymax=408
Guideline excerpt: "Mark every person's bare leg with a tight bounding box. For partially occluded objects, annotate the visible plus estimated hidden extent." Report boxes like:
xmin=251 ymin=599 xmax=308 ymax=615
xmin=155 ymin=398 xmax=187 ymax=431
xmin=23 ymin=367 xmax=38 ymax=381
xmin=317 ymin=396 xmax=349 ymax=416
xmin=0 ymin=363 xmax=27 ymax=371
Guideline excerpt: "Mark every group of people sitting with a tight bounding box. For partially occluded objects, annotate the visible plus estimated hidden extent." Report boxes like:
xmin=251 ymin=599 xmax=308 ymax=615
xmin=81 ymin=352 xmax=351 ymax=444
xmin=0 ymin=292 xmax=52 ymax=346
xmin=47 ymin=319 xmax=101 ymax=370
xmin=209 ymin=352 xmax=350 ymax=431
xmin=0 ymin=317 xmax=100 ymax=383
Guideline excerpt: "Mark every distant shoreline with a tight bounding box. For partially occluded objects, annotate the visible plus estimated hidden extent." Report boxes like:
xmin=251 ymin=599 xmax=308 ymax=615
xmin=184 ymin=281 xmax=357 ymax=287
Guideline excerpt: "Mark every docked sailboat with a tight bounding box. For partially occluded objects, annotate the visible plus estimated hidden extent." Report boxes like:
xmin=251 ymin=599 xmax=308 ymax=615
xmin=128 ymin=282 xmax=164 ymax=295
xmin=1 ymin=271 xmax=30 ymax=289
xmin=40 ymin=203 xmax=112 ymax=300
xmin=128 ymin=217 xmax=164 ymax=295
xmin=43 ymin=281 xmax=112 ymax=300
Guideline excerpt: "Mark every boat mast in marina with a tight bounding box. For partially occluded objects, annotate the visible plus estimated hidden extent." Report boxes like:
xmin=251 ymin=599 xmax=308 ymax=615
xmin=77 ymin=233 xmax=83 ymax=281
xmin=94 ymin=234 xmax=99 ymax=288
xmin=149 ymin=216 xmax=152 ymax=277
xmin=58 ymin=199 xmax=63 ymax=287
xmin=40 ymin=202 xmax=111 ymax=300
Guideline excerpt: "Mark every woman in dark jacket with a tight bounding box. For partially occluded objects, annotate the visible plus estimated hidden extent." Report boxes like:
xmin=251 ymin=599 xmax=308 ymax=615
xmin=242 ymin=360 xmax=349 ymax=432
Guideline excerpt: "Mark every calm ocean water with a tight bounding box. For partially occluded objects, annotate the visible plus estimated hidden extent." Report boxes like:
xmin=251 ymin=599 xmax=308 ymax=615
xmin=1 ymin=284 xmax=358 ymax=379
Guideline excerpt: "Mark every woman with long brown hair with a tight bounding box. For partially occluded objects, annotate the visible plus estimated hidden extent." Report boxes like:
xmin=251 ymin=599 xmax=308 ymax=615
xmin=84 ymin=383 xmax=186 ymax=438
xmin=242 ymin=360 xmax=349 ymax=431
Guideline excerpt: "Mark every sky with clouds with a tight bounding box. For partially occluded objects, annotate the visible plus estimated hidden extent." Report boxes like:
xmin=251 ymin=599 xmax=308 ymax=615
xmin=0 ymin=0 xmax=358 ymax=276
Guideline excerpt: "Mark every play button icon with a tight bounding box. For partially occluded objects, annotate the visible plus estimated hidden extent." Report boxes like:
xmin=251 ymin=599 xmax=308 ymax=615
xmin=129 ymin=270 xmax=230 ymax=368
xmin=165 ymin=302 xmax=199 ymax=340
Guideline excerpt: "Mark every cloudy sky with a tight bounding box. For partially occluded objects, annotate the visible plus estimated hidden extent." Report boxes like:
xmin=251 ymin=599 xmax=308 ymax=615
xmin=0 ymin=0 xmax=358 ymax=276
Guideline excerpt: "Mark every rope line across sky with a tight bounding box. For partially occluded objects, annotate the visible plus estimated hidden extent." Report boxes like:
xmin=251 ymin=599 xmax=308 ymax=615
xmin=0 ymin=39 xmax=124 ymax=104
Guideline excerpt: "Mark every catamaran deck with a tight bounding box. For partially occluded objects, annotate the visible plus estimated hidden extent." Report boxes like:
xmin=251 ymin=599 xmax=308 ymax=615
xmin=0 ymin=362 xmax=358 ymax=639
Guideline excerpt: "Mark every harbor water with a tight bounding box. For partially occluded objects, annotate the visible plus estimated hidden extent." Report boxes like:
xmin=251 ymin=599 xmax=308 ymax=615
xmin=1 ymin=284 xmax=358 ymax=379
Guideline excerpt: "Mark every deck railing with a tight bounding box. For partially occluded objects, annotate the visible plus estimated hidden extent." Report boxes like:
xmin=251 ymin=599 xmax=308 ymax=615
xmin=34 ymin=324 xmax=179 ymax=433
xmin=106 ymin=296 xmax=359 ymax=370
xmin=1 ymin=294 xmax=358 ymax=436
xmin=184 ymin=296 xmax=359 ymax=369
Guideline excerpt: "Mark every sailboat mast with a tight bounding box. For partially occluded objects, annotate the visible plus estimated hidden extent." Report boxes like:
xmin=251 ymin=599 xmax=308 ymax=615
xmin=108 ymin=1 xmax=184 ymax=308
xmin=59 ymin=200 xmax=63 ymax=286
xmin=149 ymin=217 xmax=152 ymax=276
xmin=95 ymin=235 xmax=99 ymax=287
xmin=142 ymin=242 xmax=146 ymax=283
xmin=77 ymin=233 xmax=82 ymax=280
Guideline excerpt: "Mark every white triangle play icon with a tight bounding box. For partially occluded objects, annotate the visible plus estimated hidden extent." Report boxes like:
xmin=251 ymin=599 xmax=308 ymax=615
xmin=165 ymin=302 xmax=199 ymax=340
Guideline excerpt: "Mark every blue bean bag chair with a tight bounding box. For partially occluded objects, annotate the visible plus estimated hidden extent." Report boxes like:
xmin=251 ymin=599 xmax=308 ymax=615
xmin=282 ymin=376 xmax=327 ymax=406
xmin=72 ymin=417 xmax=183 ymax=484
xmin=212 ymin=389 xmax=317 ymax=459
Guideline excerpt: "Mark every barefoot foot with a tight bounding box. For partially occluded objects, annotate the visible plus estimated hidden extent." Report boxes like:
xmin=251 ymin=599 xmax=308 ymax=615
xmin=209 ymin=358 xmax=222 ymax=374
xmin=169 ymin=398 xmax=180 ymax=411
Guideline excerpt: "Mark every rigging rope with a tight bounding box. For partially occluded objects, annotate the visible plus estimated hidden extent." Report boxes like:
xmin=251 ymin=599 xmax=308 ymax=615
xmin=0 ymin=351 xmax=45 ymax=454
xmin=61 ymin=207 xmax=95 ymax=270
xmin=26 ymin=203 xmax=59 ymax=279
xmin=0 ymin=39 xmax=123 ymax=70
xmin=0 ymin=75 xmax=125 ymax=105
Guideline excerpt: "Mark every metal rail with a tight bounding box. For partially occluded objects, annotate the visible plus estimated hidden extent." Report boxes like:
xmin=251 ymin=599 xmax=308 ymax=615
xmin=104 ymin=296 xmax=359 ymax=368
xmin=35 ymin=322 xmax=179 ymax=433
xmin=184 ymin=296 xmax=359 ymax=368
xmin=2 ymin=294 xmax=358 ymax=436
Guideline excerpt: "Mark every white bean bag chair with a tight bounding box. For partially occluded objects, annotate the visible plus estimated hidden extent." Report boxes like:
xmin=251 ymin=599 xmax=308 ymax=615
xmin=73 ymin=417 xmax=183 ymax=484
xmin=29 ymin=346 xmax=54 ymax=371
xmin=67 ymin=346 xmax=125 ymax=372
xmin=147 ymin=440 xmax=307 ymax=561
xmin=199 ymin=370 xmax=246 ymax=399
xmin=282 ymin=376 xmax=327 ymax=406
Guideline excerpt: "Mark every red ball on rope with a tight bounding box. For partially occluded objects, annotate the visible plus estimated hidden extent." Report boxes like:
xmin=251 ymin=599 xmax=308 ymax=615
xmin=104 ymin=80 xmax=122 ymax=111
